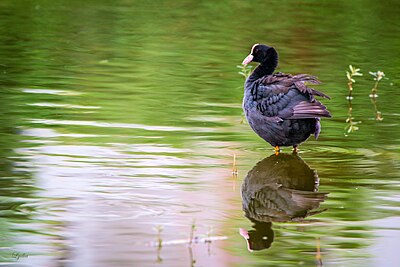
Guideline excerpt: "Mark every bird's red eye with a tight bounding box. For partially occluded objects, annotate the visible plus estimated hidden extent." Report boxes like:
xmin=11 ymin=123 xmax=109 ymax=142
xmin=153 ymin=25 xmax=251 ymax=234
xmin=250 ymin=44 xmax=259 ymax=54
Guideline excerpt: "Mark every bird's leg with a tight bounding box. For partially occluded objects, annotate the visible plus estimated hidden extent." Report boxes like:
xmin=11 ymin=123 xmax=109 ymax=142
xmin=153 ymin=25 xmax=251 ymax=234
xmin=293 ymin=145 xmax=299 ymax=153
xmin=274 ymin=146 xmax=280 ymax=155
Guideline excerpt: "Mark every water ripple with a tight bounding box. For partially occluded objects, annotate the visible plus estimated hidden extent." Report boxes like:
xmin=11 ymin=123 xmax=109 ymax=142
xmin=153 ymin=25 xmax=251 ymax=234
xmin=29 ymin=119 xmax=215 ymax=132
xmin=21 ymin=88 xmax=81 ymax=95
xmin=27 ymin=103 xmax=101 ymax=109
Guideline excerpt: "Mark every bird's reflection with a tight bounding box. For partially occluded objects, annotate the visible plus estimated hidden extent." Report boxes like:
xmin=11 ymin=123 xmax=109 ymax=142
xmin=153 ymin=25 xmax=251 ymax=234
xmin=240 ymin=153 xmax=328 ymax=251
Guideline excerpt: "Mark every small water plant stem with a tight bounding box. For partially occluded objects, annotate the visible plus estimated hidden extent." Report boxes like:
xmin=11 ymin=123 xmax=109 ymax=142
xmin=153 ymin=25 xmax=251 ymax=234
xmin=232 ymin=154 xmax=238 ymax=176
xmin=156 ymin=226 xmax=163 ymax=248
xmin=189 ymin=219 xmax=196 ymax=246
xmin=345 ymin=65 xmax=362 ymax=134
xmin=155 ymin=225 xmax=163 ymax=262
xmin=346 ymin=65 xmax=362 ymax=100
xmin=345 ymin=96 xmax=361 ymax=134
xmin=316 ymin=237 xmax=323 ymax=267
xmin=369 ymin=71 xmax=385 ymax=97
xmin=237 ymin=64 xmax=252 ymax=124
xmin=237 ymin=64 xmax=253 ymax=79
xmin=369 ymin=71 xmax=385 ymax=121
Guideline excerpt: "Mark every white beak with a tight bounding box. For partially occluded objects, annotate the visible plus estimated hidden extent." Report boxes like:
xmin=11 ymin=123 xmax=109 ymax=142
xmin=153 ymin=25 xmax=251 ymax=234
xmin=242 ymin=54 xmax=254 ymax=65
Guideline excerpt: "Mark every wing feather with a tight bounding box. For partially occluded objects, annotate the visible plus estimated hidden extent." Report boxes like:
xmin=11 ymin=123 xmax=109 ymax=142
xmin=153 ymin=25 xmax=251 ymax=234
xmin=253 ymin=72 xmax=331 ymax=119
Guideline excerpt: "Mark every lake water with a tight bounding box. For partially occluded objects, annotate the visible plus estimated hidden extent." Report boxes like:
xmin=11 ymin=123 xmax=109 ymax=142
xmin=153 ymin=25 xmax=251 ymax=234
xmin=0 ymin=1 xmax=399 ymax=266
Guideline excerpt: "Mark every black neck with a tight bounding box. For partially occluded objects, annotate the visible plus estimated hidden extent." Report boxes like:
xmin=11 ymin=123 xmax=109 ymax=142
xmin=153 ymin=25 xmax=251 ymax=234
xmin=247 ymin=49 xmax=278 ymax=82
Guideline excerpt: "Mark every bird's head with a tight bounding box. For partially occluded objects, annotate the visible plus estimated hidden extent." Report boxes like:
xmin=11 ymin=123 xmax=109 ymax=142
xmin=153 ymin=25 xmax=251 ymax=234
xmin=242 ymin=44 xmax=278 ymax=66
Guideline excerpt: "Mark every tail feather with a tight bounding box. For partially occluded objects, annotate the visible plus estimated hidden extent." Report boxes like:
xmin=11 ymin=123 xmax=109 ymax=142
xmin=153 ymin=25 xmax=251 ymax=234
xmin=289 ymin=101 xmax=331 ymax=119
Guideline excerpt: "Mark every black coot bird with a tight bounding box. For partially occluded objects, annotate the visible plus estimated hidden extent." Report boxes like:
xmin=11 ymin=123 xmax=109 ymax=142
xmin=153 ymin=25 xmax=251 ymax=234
xmin=242 ymin=44 xmax=331 ymax=152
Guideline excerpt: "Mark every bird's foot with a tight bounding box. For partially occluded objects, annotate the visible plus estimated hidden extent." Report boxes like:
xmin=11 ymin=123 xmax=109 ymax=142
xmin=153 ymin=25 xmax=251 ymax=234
xmin=274 ymin=146 xmax=280 ymax=155
xmin=293 ymin=146 xmax=299 ymax=154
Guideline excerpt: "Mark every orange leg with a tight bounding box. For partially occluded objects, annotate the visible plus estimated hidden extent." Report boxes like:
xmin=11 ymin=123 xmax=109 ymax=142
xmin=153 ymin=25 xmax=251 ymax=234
xmin=274 ymin=146 xmax=280 ymax=155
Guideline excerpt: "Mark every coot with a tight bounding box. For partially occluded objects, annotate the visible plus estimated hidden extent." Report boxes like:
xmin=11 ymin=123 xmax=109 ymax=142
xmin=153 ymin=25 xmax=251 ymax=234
xmin=242 ymin=44 xmax=331 ymax=152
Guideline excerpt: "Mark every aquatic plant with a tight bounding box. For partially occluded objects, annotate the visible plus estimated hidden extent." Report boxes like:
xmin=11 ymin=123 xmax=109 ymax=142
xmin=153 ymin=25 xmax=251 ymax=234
xmin=345 ymin=114 xmax=359 ymax=134
xmin=344 ymin=65 xmax=363 ymax=134
xmin=316 ymin=238 xmax=323 ymax=266
xmin=237 ymin=65 xmax=251 ymax=124
xmin=154 ymin=225 xmax=164 ymax=262
xmin=237 ymin=64 xmax=253 ymax=78
xmin=232 ymin=154 xmax=238 ymax=176
xmin=369 ymin=70 xmax=385 ymax=97
xmin=189 ymin=219 xmax=196 ymax=246
xmin=345 ymin=65 xmax=362 ymax=134
xmin=239 ymin=113 xmax=248 ymax=124
xmin=369 ymin=71 xmax=385 ymax=121
xmin=188 ymin=245 xmax=196 ymax=267
xmin=155 ymin=225 xmax=163 ymax=247
xmin=206 ymin=226 xmax=213 ymax=244
xmin=345 ymin=103 xmax=361 ymax=134
xmin=346 ymin=65 xmax=363 ymax=100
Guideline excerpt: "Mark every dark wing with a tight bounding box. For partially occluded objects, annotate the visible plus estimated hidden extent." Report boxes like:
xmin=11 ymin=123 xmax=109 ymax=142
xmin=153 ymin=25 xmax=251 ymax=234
xmin=252 ymin=73 xmax=331 ymax=119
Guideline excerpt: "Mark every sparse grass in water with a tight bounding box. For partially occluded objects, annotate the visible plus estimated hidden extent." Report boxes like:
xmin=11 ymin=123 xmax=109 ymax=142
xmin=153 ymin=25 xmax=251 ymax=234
xmin=369 ymin=70 xmax=385 ymax=97
xmin=155 ymin=225 xmax=163 ymax=248
xmin=346 ymin=65 xmax=363 ymax=100
xmin=345 ymin=65 xmax=362 ymax=135
xmin=237 ymin=64 xmax=253 ymax=78
xmin=316 ymin=237 xmax=323 ymax=267
xmin=232 ymin=154 xmax=238 ymax=192
xmin=188 ymin=220 xmax=197 ymax=266
xmin=239 ymin=113 xmax=248 ymax=124
xmin=189 ymin=219 xmax=196 ymax=246
xmin=237 ymin=65 xmax=252 ymax=124
xmin=369 ymin=71 xmax=385 ymax=121
xmin=154 ymin=225 xmax=164 ymax=263
xmin=232 ymin=154 xmax=238 ymax=176
xmin=345 ymin=101 xmax=361 ymax=134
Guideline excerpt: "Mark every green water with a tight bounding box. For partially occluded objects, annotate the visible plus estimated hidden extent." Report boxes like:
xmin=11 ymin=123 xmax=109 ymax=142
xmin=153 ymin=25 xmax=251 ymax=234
xmin=0 ymin=1 xmax=399 ymax=266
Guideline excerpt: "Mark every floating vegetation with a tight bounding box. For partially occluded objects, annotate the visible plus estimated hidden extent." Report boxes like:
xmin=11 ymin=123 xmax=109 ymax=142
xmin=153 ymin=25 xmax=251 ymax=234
xmin=346 ymin=65 xmax=363 ymax=100
xmin=345 ymin=101 xmax=362 ymax=134
xmin=369 ymin=71 xmax=385 ymax=121
xmin=232 ymin=154 xmax=238 ymax=192
xmin=154 ymin=225 xmax=164 ymax=263
xmin=239 ymin=113 xmax=248 ymax=124
xmin=155 ymin=225 xmax=163 ymax=248
xmin=345 ymin=65 xmax=362 ymax=135
xmin=150 ymin=221 xmax=228 ymax=265
xmin=237 ymin=65 xmax=251 ymax=124
xmin=237 ymin=64 xmax=253 ymax=78
xmin=149 ymin=232 xmax=228 ymax=247
xmin=189 ymin=219 xmax=196 ymax=246
xmin=232 ymin=154 xmax=238 ymax=176
xmin=316 ymin=237 xmax=323 ymax=267
xmin=189 ymin=245 xmax=195 ymax=267
xmin=344 ymin=66 xmax=387 ymax=133
xmin=369 ymin=70 xmax=385 ymax=97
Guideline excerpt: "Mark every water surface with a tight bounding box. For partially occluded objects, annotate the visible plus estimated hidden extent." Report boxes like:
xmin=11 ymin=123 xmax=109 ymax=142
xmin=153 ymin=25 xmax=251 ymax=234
xmin=0 ymin=1 xmax=400 ymax=266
